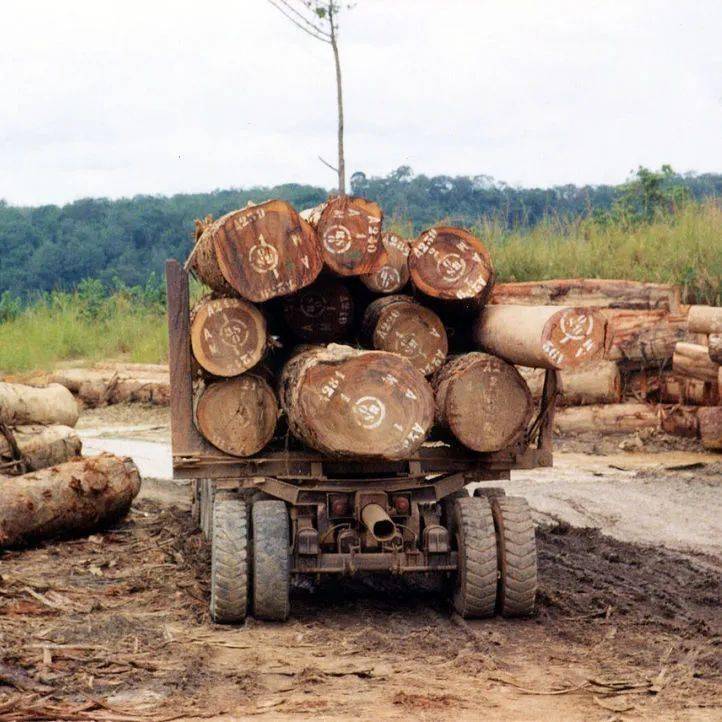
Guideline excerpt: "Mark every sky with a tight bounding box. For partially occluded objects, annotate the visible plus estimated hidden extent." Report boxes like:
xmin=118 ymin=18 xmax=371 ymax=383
xmin=1 ymin=0 xmax=721 ymax=206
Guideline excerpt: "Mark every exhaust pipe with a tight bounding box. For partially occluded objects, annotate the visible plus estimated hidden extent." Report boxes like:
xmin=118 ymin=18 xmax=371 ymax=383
xmin=361 ymin=503 xmax=396 ymax=542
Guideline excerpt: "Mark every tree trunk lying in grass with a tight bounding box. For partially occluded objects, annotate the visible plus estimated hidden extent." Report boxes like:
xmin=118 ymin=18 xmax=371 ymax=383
xmin=281 ymin=277 xmax=355 ymax=343
xmin=360 ymin=232 xmax=410 ymax=294
xmin=0 ymin=453 xmax=141 ymax=548
xmin=518 ymin=361 xmax=621 ymax=406
xmin=409 ymin=226 xmax=494 ymax=301
xmin=688 ymin=305 xmax=722 ymax=334
xmin=190 ymin=296 xmax=267 ymax=377
xmin=50 ymin=368 xmax=170 ymax=407
xmin=195 ymin=375 xmax=278 ymax=457
xmin=624 ymin=369 xmax=719 ymax=406
xmin=433 ymin=353 xmax=533 ymax=452
xmin=0 ymin=382 xmax=79 ymax=427
xmin=708 ymin=334 xmax=722 ymax=365
xmin=490 ymin=278 xmax=681 ymax=312
xmin=672 ymin=342 xmax=721 ymax=385
xmin=698 ymin=406 xmax=722 ymax=450
xmin=279 ymin=345 xmax=434 ymax=459
xmin=553 ymin=403 xmax=659 ymax=434
xmin=190 ymin=200 xmax=323 ymax=301
xmin=362 ymin=295 xmax=448 ymax=376
xmin=0 ymin=425 xmax=81 ymax=474
xmin=302 ymin=196 xmax=384 ymax=276
xmin=474 ymin=305 xmax=606 ymax=369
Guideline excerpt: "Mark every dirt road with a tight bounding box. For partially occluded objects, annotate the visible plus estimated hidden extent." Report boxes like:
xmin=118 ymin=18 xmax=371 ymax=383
xmin=0 ymin=404 xmax=719 ymax=720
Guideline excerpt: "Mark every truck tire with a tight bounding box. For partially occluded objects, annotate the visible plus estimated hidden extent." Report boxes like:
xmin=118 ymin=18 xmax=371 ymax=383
xmin=210 ymin=492 xmax=249 ymax=623
xmin=451 ymin=496 xmax=498 ymax=618
xmin=252 ymin=500 xmax=290 ymax=621
xmin=491 ymin=496 xmax=537 ymax=617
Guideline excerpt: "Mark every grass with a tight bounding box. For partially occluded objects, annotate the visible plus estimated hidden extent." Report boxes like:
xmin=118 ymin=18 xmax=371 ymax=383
xmin=0 ymin=201 xmax=719 ymax=374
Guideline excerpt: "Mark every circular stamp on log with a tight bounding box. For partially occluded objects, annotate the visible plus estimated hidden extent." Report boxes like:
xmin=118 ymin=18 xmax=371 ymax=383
xmin=195 ymin=375 xmax=278 ymax=457
xmin=316 ymin=196 xmax=384 ymax=276
xmin=190 ymin=297 xmax=266 ymax=377
xmin=360 ymin=232 xmax=410 ymax=294
xmin=282 ymin=279 xmax=355 ymax=343
xmin=409 ymin=226 xmax=493 ymax=300
xmin=280 ymin=346 xmax=434 ymax=459
xmin=541 ymin=308 xmax=606 ymax=369
xmin=362 ymin=296 xmax=448 ymax=376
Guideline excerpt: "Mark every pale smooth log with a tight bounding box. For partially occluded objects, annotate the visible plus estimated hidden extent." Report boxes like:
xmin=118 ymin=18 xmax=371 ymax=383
xmin=190 ymin=200 xmax=323 ymax=301
xmin=360 ymin=232 xmax=411 ymax=294
xmin=195 ymin=375 xmax=278 ymax=457
xmin=659 ymin=406 xmax=700 ymax=439
xmin=554 ymin=403 xmax=659 ymax=434
xmin=362 ymin=296 xmax=448 ymax=376
xmin=0 ymin=425 xmax=82 ymax=474
xmin=688 ymin=305 xmax=722 ymax=334
xmin=409 ymin=226 xmax=493 ymax=301
xmin=672 ymin=342 xmax=721 ymax=384
xmin=0 ymin=454 xmax=141 ymax=547
xmin=517 ymin=361 xmax=621 ymax=406
xmin=50 ymin=368 xmax=170 ymax=407
xmin=0 ymin=382 xmax=79 ymax=427
xmin=624 ymin=369 xmax=719 ymax=406
xmin=474 ymin=305 xmax=606 ymax=369
xmin=305 ymin=196 xmax=384 ymax=276
xmin=708 ymin=334 xmax=722 ymax=364
xmin=433 ymin=353 xmax=533 ymax=452
xmin=490 ymin=279 xmax=681 ymax=312
xmin=190 ymin=297 xmax=266 ymax=377
xmin=279 ymin=345 xmax=434 ymax=459
xmin=602 ymin=309 xmax=688 ymax=364
xmin=698 ymin=407 xmax=722 ymax=450
xmin=282 ymin=278 xmax=354 ymax=343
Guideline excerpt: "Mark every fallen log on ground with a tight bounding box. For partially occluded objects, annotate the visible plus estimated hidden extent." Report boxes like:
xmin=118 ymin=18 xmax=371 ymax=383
xmin=0 ymin=453 xmax=141 ymax=548
xmin=624 ymin=369 xmax=719 ymax=406
xmin=279 ymin=345 xmax=434 ymax=459
xmin=282 ymin=277 xmax=355 ymax=343
xmin=672 ymin=342 xmax=721 ymax=384
xmin=490 ymin=279 xmax=681 ymax=311
xmin=360 ymin=232 xmax=410 ymax=294
xmin=409 ymin=226 xmax=494 ymax=301
xmin=518 ymin=361 xmax=621 ymax=406
xmin=474 ymin=305 xmax=606 ymax=369
xmin=554 ymin=403 xmax=659 ymax=434
xmin=708 ymin=334 xmax=722 ymax=364
xmin=361 ymin=296 xmax=448 ymax=376
xmin=0 ymin=425 xmax=81 ymax=474
xmin=190 ymin=297 xmax=266 ymax=377
xmin=195 ymin=375 xmax=278 ymax=457
xmin=0 ymin=382 xmax=79 ymax=427
xmin=190 ymin=200 xmax=323 ymax=301
xmin=698 ymin=407 xmax=722 ymax=450
xmin=603 ymin=309 xmax=688 ymax=365
xmin=50 ymin=368 xmax=170 ymax=407
xmin=688 ymin=305 xmax=722 ymax=334
xmin=302 ymin=196 xmax=384 ymax=276
xmin=433 ymin=353 xmax=533 ymax=452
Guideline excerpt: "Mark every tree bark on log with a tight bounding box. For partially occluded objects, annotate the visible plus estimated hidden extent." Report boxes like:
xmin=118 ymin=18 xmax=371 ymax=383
xmin=602 ymin=309 xmax=688 ymax=364
xmin=361 ymin=296 xmax=448 ymax=376
xmin=190 ymin=297 xmax=266 ymax=377
xmin=50 ymin=369 xmax=170 ymax=407
xmin=490 ymin=279 xmax=681 ymax=311
xmin=0 ymin=454 xmax=141 ymax=548
xmin=517 ymin=361 xmax=621 ymax=406
xmin=304 ymin=196 xmax=384 ymax=276
xmin=279 ymin=345 xmax=434 ymax=459
xmin=281 ymin=278 xmax=354 ymax=343
xmin=623 ymin=369 xmax=719 ymax=406
xmin=474 ymin=305 xmax=606 ymax=369
xmin=698 ymin=406 xmax=722 ymax=450
xmin=708 ymin=334 xmax=722 ymax=364
xmin=409 ymin=226 xmax=494 ymax=301
xmin=0 ymin=383 xmax=79 ymax=427
xmin=360 ymin=232 xmax=410 ymax=294
xmin=195 ymin=375 xmax=278 ymax=457
xmin=433 ymin=353 xmax=533 ymax=452
xmin=554 ymin=403 xmax=659 ymax=434
xmin=190 ymin=200 xmax=323 ymax=302
xmin=0 ymin=425 xmax=81 ymax=474
xmin=688 ymin=305 xmax=722 ymax=334
xmin=672 ymin=342 xmax=721 ymax=384
xmin=659 ymin=406 xmax=700 ymax=438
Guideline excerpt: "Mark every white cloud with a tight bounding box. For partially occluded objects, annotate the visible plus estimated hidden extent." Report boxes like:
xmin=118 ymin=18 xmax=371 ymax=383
xmin=1 ymin=0 xmax=720 ymax=204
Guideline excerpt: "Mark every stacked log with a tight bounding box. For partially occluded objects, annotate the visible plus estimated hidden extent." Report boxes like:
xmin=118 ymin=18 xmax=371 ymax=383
xmin=672 ymin=342 xmax=721 ymax=385
xmin=0 ymin=382 xmax=79 ymax=427
xmin=360 ymin=232 xmax=410 ymax=294
xmin=709 ymin=335 xmax=722 ymax=365
xmin=282 ymin=277 xmax=354 ymax=342
xmin=603 ymin=309 xmax=688 ymax=365
xmin=518 ymin=361 xmax=621 ymax=406
xmin=554 ymin=404 xmax=659 ymax=434
xmin=698 ymin=407 xmax=722 ymax=450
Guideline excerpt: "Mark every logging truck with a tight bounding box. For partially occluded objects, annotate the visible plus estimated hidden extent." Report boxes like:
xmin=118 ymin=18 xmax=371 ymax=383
xmin=166 ymin=258 xmax=558 ymax=624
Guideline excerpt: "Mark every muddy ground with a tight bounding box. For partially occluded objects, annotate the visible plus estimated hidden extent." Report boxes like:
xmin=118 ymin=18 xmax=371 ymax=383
xmin=0 ymin=404 xmax=720 ymax=721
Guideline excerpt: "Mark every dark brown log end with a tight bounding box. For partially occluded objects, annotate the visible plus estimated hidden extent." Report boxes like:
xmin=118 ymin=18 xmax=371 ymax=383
xmin=360 ymin=232 xmax=410 ymax=293
xmin=282 ymin=278 xmax=355 ymax=343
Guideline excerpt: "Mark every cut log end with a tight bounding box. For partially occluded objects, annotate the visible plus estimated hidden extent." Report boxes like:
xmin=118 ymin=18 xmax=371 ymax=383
xmin=360 ymin=232 xmax=410 ymax=294
xmin=698 ymin=406 xmax=722 ymax=450
xmin=282 ymin=278 xmax=355 ymax=343
xmin=688 ymin=305 xmax=722 ymax=335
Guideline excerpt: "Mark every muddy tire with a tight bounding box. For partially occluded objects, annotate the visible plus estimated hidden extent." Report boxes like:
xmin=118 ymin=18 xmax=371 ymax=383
xmin=451 ymin=496 xmax=498 ymax=618
xmin=491 ymin=496 xmax=537 ymax=617
xmin=210 ymin=492 xmax=249 ymax=624
xmin=252 ymin=500 xmax=290 ymax=621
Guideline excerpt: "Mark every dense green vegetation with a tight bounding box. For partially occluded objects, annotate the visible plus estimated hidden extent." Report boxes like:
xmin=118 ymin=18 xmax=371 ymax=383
xmin=1 ymin=167 xmax=720 ymax=299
